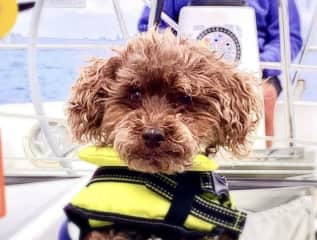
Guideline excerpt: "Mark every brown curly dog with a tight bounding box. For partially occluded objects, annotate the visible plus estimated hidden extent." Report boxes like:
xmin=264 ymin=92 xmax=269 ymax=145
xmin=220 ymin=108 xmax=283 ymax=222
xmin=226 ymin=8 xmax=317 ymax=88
xmin=66 ymin=29 xmax=261 ymax=240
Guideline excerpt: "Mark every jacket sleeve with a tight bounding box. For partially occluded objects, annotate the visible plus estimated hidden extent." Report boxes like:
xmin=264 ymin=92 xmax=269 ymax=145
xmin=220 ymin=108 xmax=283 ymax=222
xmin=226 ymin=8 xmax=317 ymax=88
xmin=138 ymin=0 xmax=178 ymax=32
xmin=261 ymin=0 xmax=303 ymax=78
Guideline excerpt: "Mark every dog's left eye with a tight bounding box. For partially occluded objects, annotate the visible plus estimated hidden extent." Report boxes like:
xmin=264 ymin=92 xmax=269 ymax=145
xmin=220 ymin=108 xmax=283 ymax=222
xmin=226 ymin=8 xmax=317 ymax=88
xmin=179 ymin=94 xmax=193 ymax=105
xmin=129 ymin=88 xmax=142 ymax=102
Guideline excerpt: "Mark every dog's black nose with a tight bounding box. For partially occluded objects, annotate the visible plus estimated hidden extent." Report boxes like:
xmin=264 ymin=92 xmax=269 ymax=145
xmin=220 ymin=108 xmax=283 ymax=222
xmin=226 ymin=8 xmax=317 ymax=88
xmin=142 ymin=128 xmax=165 ymax=148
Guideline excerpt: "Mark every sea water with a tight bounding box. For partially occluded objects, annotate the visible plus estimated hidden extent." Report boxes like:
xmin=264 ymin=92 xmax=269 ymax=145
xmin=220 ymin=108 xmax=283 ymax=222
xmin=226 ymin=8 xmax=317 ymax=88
xmin=0 ymin=48 xmax=112 ymax=104
xmin=0 ymin=47 xmax=316 ymax=104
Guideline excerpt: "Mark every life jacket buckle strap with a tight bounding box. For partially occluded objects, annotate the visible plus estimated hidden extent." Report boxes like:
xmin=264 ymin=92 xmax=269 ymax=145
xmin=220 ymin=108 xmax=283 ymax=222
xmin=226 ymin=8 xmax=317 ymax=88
xmin=200 ymin=173 xmax=230 ymax=202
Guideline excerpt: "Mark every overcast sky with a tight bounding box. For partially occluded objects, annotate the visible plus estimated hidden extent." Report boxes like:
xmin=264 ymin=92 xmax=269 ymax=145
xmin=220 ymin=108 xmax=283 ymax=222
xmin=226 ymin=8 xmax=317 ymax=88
xmin=12 ymin=0 xmax=146 ymax=39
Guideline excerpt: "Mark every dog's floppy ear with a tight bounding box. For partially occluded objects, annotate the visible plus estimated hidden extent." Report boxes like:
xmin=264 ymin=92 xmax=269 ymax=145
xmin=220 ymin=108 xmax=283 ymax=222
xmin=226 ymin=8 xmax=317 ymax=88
xmin=67 ymin=56 xmax=121 ymax=144
xmin=218 ymin=70 xmax=261 ymax=156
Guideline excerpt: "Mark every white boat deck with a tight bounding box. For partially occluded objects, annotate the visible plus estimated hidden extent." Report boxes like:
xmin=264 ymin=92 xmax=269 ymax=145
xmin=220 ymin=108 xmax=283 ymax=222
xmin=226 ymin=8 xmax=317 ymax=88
xmin=0 ymin=179 xmax=80 ymax=240
xmin=1 ymin=177 xmax=315 ymax=240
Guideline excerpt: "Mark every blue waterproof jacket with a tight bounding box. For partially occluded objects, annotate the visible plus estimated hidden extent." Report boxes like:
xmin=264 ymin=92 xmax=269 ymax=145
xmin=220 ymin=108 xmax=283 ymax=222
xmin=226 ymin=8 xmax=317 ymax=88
xmin=138 ymin=0 xmax=303 ymax=78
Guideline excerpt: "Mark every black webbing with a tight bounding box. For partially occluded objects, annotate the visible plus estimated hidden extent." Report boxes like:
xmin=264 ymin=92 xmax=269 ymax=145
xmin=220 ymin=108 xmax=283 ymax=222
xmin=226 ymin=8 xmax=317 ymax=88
xmin=164 ymin=174 xmax=201 ymax=226
xmin=64 ymin=204 xmax=91 ymax=240
xmin=90 ymin=167 xmax=246 ymax=233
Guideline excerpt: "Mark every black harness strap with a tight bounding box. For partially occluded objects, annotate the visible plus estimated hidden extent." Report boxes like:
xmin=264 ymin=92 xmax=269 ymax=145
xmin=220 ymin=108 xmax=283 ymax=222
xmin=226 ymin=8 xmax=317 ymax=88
xmin=88 ymin=167 xmax=247 ymax=234
xmin=64 ymin=204 xmax=91 ymax=240
xmin=164 ymin=174 xmax=201 ymax=226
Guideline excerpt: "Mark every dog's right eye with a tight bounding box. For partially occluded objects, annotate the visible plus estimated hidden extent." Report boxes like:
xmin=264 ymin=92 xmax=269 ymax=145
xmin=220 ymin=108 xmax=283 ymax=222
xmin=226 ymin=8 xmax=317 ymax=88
xmin=179 ymin=94 xmax=193 ymax=105
xmin=129 ymin=88 xmax=142 ymax=102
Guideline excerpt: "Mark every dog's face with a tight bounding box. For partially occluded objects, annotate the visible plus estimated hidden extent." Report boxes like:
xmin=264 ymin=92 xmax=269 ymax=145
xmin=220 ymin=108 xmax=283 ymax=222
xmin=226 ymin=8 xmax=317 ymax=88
xmin=67 ymin=30 xmax=261 ymax=173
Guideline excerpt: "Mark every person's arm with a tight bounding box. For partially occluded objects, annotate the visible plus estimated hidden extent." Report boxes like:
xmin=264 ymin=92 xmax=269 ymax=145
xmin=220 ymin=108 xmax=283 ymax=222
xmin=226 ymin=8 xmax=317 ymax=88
xmin=138 ymin=0 xmax=181 ymax=32
xmin=261 ymin=0 xmax=303 ymax=78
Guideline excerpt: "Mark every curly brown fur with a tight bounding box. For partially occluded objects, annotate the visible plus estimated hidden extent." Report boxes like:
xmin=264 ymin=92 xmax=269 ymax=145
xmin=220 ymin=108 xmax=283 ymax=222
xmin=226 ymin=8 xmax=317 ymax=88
xmin=67 ymin=29 xmax=261 ymax=240
xmin=67 ymin=29 xmax=261 ymax=173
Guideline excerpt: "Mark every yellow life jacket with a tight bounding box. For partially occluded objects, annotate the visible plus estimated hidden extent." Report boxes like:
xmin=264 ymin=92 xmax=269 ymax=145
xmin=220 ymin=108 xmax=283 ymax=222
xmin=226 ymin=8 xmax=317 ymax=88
xmin=65 ymin=146 xmax=246 ymax=239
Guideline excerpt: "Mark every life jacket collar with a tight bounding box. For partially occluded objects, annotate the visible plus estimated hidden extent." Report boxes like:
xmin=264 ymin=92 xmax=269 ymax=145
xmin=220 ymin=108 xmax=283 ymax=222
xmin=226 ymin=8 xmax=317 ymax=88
xmin=78 ymin=146 xmax=219 ymax=172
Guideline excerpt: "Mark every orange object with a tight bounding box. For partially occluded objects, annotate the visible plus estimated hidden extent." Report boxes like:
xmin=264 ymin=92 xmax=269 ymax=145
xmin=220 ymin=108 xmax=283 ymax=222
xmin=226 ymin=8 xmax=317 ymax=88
xmin=0 ymin=130 xmax=5 ymax=217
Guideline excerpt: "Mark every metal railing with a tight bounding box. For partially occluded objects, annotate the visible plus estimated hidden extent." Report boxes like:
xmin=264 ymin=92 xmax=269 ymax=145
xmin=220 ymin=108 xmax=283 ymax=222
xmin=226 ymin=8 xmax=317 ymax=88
xmin=27 ymin=0 xmax=64 ymax=158
xmin=279 ymin=0 xmax=296 ymax=144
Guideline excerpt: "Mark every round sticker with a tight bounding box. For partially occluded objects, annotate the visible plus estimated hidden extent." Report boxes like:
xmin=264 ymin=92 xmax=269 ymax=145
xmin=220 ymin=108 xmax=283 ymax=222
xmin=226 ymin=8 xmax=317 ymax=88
xmin=197 ymin=27 xmax=241 ymax=63
xmin=0 ymin=0 xmax=18 ymax=38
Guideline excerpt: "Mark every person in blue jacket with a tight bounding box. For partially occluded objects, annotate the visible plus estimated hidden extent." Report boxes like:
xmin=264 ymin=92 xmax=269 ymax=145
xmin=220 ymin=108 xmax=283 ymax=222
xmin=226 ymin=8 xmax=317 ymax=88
xmin=138 ymin=0 xmax=303 ymax=148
